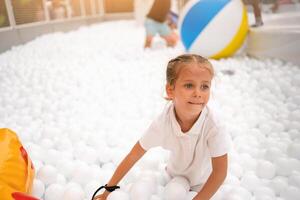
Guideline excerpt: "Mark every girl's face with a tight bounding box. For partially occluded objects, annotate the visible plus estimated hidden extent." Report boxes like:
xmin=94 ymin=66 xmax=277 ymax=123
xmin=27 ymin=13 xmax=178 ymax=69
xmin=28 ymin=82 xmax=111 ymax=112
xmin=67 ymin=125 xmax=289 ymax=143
xmin=166 ymin=63 xmax=212 ymax=118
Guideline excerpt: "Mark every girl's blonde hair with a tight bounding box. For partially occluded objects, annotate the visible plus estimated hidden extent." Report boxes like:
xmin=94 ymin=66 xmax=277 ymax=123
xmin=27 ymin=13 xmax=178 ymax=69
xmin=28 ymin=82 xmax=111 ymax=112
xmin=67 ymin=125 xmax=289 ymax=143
xmin=166 ymin=54 xmax=214 ymax=86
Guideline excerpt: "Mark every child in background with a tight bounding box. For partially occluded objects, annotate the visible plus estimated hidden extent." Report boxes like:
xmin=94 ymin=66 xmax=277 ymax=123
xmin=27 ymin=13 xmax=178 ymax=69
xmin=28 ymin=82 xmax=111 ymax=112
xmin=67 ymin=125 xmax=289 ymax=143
xmin=144 ymin=0 xmax=178 ymax=48
xmin=93 ymin=54 xmax=231 ymax=200
xmin=250 ymin=0 xmax=264 ymax=27
xmin=271 ymin=0 xmax=297 ymax=13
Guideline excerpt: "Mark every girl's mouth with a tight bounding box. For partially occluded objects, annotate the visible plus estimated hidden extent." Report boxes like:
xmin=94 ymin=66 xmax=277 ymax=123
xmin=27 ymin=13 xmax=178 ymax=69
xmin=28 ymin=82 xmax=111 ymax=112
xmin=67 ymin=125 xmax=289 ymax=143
xmin=188 ymin=102 xmax=203 ymax=105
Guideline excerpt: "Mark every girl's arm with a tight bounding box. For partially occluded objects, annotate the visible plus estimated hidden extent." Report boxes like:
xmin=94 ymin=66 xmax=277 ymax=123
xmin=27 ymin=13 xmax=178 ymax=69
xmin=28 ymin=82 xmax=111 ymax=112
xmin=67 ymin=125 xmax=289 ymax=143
xmin=193 ymin=154 xmax=228 ymax=200
xmin=94 ymin=141 xmax=146 ymax=200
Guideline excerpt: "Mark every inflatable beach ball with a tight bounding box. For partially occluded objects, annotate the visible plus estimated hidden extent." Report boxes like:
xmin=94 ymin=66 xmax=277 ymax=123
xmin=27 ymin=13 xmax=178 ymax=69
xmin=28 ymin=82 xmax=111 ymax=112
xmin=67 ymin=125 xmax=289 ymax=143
xmin=179 ymin=0 xmax=248 ymax=59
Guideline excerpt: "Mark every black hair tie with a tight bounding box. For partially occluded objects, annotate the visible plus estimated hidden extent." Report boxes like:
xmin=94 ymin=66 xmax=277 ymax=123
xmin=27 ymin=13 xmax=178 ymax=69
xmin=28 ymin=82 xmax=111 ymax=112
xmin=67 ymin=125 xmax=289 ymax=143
xmin=91 ymin=184 xmax=120 ymax=200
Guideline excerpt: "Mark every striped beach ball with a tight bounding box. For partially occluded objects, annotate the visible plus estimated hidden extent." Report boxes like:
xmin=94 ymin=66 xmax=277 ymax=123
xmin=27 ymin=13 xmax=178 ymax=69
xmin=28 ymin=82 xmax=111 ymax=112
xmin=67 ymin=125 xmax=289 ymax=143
xmin=179 ymin=0 xmax=248 ymax=59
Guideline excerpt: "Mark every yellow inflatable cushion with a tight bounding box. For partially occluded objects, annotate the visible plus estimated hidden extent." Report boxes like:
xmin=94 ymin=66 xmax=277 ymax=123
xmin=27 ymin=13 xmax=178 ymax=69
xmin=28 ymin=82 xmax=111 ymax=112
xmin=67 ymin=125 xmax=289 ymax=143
xmin=0 ymin=128 xmax=38 ymax=200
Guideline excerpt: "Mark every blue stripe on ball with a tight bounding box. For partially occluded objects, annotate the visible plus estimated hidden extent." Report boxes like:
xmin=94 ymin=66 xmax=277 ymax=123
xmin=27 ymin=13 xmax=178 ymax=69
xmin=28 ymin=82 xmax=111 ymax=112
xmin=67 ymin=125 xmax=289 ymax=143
xmin=181 ymin=0 xmax=230 ymax=50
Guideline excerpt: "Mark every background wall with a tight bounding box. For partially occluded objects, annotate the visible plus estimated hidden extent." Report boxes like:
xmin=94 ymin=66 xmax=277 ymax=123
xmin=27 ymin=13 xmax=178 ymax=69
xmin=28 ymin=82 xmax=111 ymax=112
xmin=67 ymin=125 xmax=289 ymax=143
xmin=0 ymin=0 xmax=134 ymax=53
xmin=105 ymin=0 xmax=134 ymax=13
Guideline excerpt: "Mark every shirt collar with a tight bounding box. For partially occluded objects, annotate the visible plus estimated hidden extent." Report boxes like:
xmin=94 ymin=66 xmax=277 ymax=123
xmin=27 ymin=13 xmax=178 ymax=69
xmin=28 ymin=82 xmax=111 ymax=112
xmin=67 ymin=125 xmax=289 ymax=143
xmin=170 ymin=103 xmax=208 ymax=137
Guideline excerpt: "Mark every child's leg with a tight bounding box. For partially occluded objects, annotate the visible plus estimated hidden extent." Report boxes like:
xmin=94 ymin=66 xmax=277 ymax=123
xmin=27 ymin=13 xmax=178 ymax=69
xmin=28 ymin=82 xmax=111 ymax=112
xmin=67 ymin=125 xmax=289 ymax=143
xmin=144 ymin=18 xmax=157 ymax=48
xmin=271 ymin=0 xmax=279 ymax=13
xmin=251 ymin=0 xmax=263 ymax=27
xmin=161 ymin=32 xmax=178 ymax=47
xmin=158 ymin=23 xmax=178 ymax=47
xmin=144 ymin=35 xmax=153 ymax=48
xmin=164 ymin=176 xmax=190 ymax=199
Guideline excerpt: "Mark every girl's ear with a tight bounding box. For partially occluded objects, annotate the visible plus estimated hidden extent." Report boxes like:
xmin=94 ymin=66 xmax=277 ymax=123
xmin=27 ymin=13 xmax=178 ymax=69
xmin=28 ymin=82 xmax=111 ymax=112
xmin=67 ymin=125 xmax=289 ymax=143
xmin=166 ymin=83 xmax=174 ymax=100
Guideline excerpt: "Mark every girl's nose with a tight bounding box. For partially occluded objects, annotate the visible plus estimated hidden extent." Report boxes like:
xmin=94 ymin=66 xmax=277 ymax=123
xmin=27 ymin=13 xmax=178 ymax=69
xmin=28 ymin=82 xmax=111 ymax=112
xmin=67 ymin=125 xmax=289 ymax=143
xmin=193 ymin=88 xmax=202 ymax=98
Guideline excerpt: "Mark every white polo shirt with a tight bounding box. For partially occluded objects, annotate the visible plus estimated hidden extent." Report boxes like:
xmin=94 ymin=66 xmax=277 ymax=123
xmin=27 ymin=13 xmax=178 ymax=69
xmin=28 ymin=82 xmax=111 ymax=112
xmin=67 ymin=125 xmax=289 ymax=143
xmin=139 ymin=102 xmax=231 ymax=188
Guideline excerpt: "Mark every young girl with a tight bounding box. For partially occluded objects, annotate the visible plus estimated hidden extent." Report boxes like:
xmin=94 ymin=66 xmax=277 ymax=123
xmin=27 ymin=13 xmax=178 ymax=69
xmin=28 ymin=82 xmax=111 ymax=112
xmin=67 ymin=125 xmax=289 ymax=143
xmin=93 ymin=54 xmax=231 ymax=200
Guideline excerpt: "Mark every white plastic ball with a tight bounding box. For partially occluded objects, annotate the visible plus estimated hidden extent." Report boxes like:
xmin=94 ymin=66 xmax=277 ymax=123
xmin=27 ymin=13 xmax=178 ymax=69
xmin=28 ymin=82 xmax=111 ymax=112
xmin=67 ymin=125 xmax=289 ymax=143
xmin=164 ymin=177 xmax=190 ymax=200
xmin=102 ymin=162 xmax=115 ymax=170
xmin=56 ymin=173 xmax=66 ymax=185
xmin=44 ymin=148 xmax=60 ymax=165
xmin=259 ymin=124 xmax=272 ymax=135
xmin=84 ymin=180 xmax=101 ymax=199
xmin=37 ymin=165 xmax=58 ymax=186
xmin=32 ymin=159 xmax=44 ymax=172
xmin=289 ymin=109 xmax=300 ymax=121
xmin=156 ymin=185 xmax=164 ymax=196
xmin=55 ymin=137 xmax=73 ymax=151
xmin=73 ymin=141 xmax=87 ymax=157
xmin=264 ymin=147 xmax=284 ymax=162
xmin=240 ymin=173 xmax=261 ymax=192
xmin=289 ymin=121 xmax=300 ymax=131
xmin=137 ymin=171 xmax=157 ymax=194
xmin=218 ymin=183 xmax=234 ymax=198
xmin=139 ymin=150 xmax=162 ymax=170
xmin=240 ymin=153 xmax=257 ymax=171
xmin=153 ymin=171 xmax=167 ymax=187
xmin=26 ymin=143 xmax=44 ymax=161
xmin=57 ymin=160 xmax=75 ymax=179
xmin=289 ymin=129 xmax=300 ymax=140
xmin=44 ymin=183 xmax=64 ymax=200
xmin=60 ymin=150 xmax=73 ymax=160
xmin=40 ymin=138 xmax=54 ymax=149
xmin=107 ymin=190 xmax=130 ymax=200
xmin=62 ymin=182 xmax=85 ymax=200
xmin=288 ymin=172 xmax=300 ymax=188
xmin=224 ymin=174 xmax=240 ymax=186
xmin=32 ymin=179 xmax=45 ymax=198
xmin=130 ymin=180 xmax=153 ymax=200
xmin=99 ymin=169 xmax=114 ymax=184
xmin=89 ymin=164 xmax=102 ymax=181
xmin=229 ymin=163 xmax=244 ymax=178
xmin=157 ymin=165 xmax=172 ymax=186
xmin=253 ymin=186 xmax=275 ymax=199
xmin=287 ymin=142 xmax=300 ymax=160
xmin=71 ymin=161 xmax=90 ymax=186
xmin=111 ymin=148 xmax=126 ymax=166
xmin=254 ymin=195 xmax=274 ymax=200
xmin=269 ymin=176 xmax=288 ymax=196
xmin=280 ymin=186 xmax=300 ymax=200
xmin=256 ymin=160 xmax=276 ymax=179
xmin=224 ymin=194 xmax=243 ymax=200
xmin=186 ymin=191 xmax=197 ymax=200
xmin=150 ymin=195 xmax=161 ymax=200
xmin=289 ymin=158 xmax=300 ymax=172
xmin=225 ymin=187 xmax=252 ymax=200
xmin=97 ymin=146 xmax=113 ymax=164
xmin=275 ymin=157 xmax=293 ymax=176
xmin=87 ymin=134 xmax=107 ymax=147
xmin=82 ymin=146 xmax=98 ymax=164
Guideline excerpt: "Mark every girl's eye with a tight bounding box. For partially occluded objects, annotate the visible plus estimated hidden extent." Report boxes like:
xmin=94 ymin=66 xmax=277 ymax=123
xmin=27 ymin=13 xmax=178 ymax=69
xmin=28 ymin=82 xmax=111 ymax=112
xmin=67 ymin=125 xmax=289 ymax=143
xmin=184 ymin=83 xmax=193 ymax=88
xmin=201 ymin=84 xmax=210 ymax=90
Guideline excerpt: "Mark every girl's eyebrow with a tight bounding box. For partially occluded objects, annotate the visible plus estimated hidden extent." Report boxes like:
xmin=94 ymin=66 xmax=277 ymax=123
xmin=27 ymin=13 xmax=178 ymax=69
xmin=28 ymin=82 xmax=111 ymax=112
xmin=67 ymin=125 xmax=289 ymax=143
xmin=182 ymin=80 xmax=211 ymax=83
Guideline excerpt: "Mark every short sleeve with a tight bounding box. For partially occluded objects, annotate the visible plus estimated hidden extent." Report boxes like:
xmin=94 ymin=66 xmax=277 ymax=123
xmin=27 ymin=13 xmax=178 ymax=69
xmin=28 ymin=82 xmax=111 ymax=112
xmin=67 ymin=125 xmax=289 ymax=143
xmin=207 ymin=127 xmax=232 ymax=157
xmin=139 ymin=116 xmax=164 ymax=151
